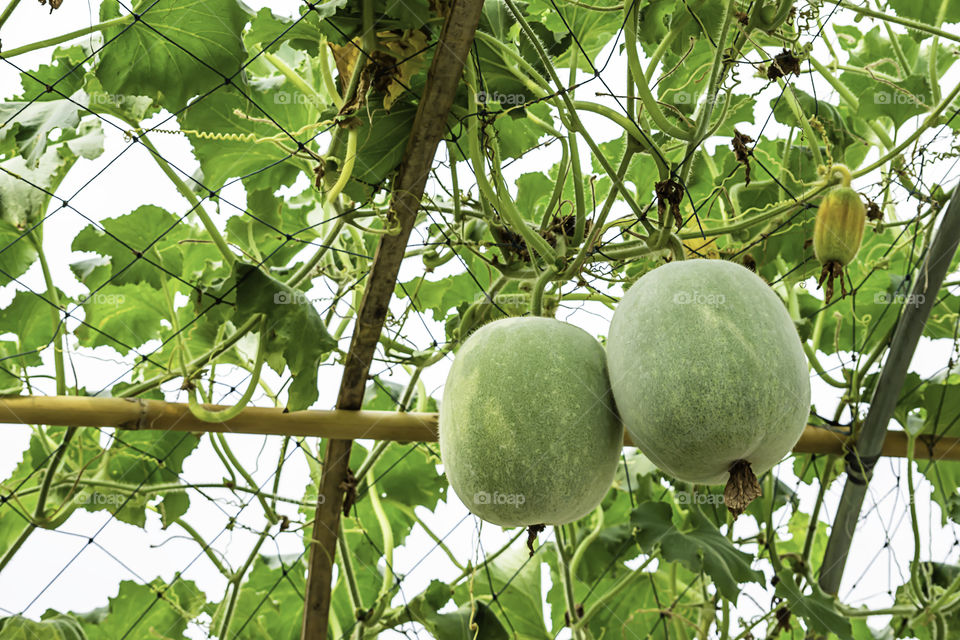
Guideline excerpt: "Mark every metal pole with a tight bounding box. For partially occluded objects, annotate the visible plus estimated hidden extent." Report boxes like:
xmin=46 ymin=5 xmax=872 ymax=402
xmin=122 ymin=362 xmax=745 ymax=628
xmin=819 ymin=188 xmax=960 ymax=595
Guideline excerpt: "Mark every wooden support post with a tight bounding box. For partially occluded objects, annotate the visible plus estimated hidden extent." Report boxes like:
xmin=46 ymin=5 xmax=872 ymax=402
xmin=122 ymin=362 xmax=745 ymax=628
xmin=299 ymin=2 xmax=486 ymax=638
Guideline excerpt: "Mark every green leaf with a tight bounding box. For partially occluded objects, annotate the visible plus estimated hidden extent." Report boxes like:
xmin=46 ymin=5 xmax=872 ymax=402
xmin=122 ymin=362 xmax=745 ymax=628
xmin=527 ymin=0 xmax=622 ymax=69
xmin=888 ymin=0 xmax=960 ymax=32
xmin=852 ymin=74 xmax=932 ymax=128
xmin=0 ymin=220 xmax=38 ymax=286
xmin=79 ymin=579 xmax=206 ymax=640
xmin=83 ymin=74 xmax=159 ymax=123
xmin=1 ymin=120 xmax=104 ymax=228
xmin=398 ymin=269 xmax=493 ymax=322
xmin=0 ymin=613 xmax=87 ymax=640
xmin=245 ymin=3 xmax=350 ymax=54
xmin=210 ymin=556 xmax=305 ymax=639
xmin=630 ymin=501 xmax=763 ymax=601
xmin=454 ymin=544 xmax=551 ymax=639
xmin=0 ymin=341 xmax=26 ymax=394
xmin=15 ymin=44 xmax=89 ymax=103
xmin=224 ymin=188 xmax=312 ymax=268
xmin=71 ymin=205 xmax=191 ymax=290
xmin=0 ymin=289 xmax=65 ymax=355
xmin=771 ymin=89 xmax=857 ymax=157
xmin=490 ymin=104 xmax=550 ymax=160
xmin=514 ymin=171 xmax=554 ymax=221
xmin=0 ymin=92 xmax=88 ymax=167
xmin=348 ymin=97 xmax=418 ymax=188
xmin=177 ymin=73 xmax=316 ymax=193
xmin=429 ymin=603 xmax=509 ymax=640
xmin=773 ymin=569 xmax=853 ymax=639
xmin=90 ymin=430 xmax=199 ymax=526
xmin=231 ymin=262 xmax=338 ymax=411
xmin=75 ymin=283 xmax=168 ymax=355
xmin=96 ymin=0 xmax=249 ymax=112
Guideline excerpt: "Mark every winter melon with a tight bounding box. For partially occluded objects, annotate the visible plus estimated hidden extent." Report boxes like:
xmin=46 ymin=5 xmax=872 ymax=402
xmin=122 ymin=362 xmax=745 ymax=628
xmin=440 ymin=317 xmax=622 ymax=527
xmin=606 ymin=259 xmax=810 ymax=514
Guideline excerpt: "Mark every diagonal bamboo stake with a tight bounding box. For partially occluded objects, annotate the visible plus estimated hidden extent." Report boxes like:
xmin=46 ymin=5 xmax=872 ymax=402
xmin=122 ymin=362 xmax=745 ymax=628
xmin=1 ymin=396 xmax=959 ymax=461
xmin=818 ymin=188 xmax=960 ymax=595
xmin=300 ymin=2 xmax=486 ymax=638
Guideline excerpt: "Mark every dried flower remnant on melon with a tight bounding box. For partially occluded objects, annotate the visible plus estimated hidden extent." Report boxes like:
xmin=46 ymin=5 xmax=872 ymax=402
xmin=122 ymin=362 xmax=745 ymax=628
xmin=526 ymin=523 xmax=545 ymax=557
xmin=724 ymin=459 xmax=762 ymax=518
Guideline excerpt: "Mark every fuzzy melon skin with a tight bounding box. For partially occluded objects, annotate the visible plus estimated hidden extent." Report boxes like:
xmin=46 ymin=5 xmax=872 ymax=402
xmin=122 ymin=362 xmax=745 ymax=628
xmin=606 ymin=260 xmax=810 ymax=485
xmin=814 ymin=186 xmax=866 ymax=267
xmin=440 ymin=317 xmax=623 ymax=527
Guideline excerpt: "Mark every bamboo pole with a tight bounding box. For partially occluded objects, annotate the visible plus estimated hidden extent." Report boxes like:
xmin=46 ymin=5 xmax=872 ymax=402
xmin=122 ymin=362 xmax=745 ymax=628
xmin=300 ymin=2 xmax=487 ymax=637
xmin=1 ymin=396 xmax=959 ymax=462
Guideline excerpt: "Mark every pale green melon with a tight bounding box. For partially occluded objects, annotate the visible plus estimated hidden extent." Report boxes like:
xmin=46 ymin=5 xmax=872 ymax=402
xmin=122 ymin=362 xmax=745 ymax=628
xmin=440 ymin=317 xmax=623 ymax=527
xmin=606 ymin=259 xmax=810 ymax=486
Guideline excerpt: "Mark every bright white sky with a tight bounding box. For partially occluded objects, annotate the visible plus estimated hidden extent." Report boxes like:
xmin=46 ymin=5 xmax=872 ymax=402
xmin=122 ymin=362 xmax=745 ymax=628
xmin=0 ymin=2 xmax=958 ymax=639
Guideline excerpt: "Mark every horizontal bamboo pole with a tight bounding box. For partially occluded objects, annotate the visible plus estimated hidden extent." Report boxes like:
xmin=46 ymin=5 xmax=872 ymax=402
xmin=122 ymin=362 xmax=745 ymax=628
xmin=0 ymin=396 xmax=958 ymax=461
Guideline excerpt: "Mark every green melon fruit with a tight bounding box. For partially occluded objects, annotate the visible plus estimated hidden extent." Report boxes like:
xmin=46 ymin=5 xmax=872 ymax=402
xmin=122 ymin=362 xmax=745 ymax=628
xmin=440 ymin=317 xmax=623 ymax=527
xmin=606 ymin=260 xmax=810 ymax=513
xmin=813 ymin=185 xmax=866 ymax=302
xmin=813 ymin=185 xmax=866 ymax=268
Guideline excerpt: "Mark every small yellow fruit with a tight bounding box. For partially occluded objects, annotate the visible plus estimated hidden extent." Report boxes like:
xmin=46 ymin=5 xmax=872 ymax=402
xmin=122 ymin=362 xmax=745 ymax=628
xmin=813 ymin=185 xmax=865 ymax=302
xmin=813 ymin=186 xmax=866 ymax=268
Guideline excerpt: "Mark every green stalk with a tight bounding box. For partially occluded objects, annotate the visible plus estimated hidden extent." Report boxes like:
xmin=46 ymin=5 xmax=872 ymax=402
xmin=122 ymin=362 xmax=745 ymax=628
xmin=174 ymin=518 xmax=231 ymax=578
xmin=530 ymin=266 xmax=556 ymax=316
xmin=570 ymin=100 xmax=668 ymax=179
xmin=833 ymin=0 xmax=960 ymax=44
xmin=781 ymin=82 xmax=824 ymax=167
xmin=187 ymin=316 xmax=267 ymax=422
xmin=678 ymin=180 xmax=834 ymax=239
xmin=263 ymin=51 xmax=324 ymax=112
xmin=29 ymin=231 xmax=65 ymax=395
xmin=407 ymin=508 xmax=463 ymax=570
xmin=338 ymin=526 xmax=364 ymax=618
xmin=678 ymin=0 xmax=736 ymax=184
xmin=287 ymin=216 xmax=348 ymax=288
xmin=622 ymin=0 xmax=693 ymax=139
xmin=854 ymin=75 xmax=960 ymax=178
xmin=644 ymin=17 xmax=687 ymax=81
xmin=472 ymin=28 xmax=670 ymax=187
xmin=12 ymin=477 xmax=310 ymax=506
xmin=0 ymin=0 xmax=22 ymax=29
xmin=573 ymin=557 xmax=654 ymax=631
xmin=447 ymin=141 xmax=462 ymax=222
xmin=569 ymin=505 xmax=603 ymax=578
xmin=117 ymin=316 xmax=260 ymax=398
xmin=801 ymin=455 xmax=835 ymax=564
xmin=566 ymin=47 xmax=586 ymax=246
xmin=838 ymin=605 xmax=920 ymax=617
xmin=875 ymin=0 xmax=910 ymax=79
xmin=323 ymin=127 xmax=359 ymax=208
xmin=317 ymin=38 xmax=344 ymax=109
xmin=464 ymin=64 xmax=558 ymax=265
xmin=906 ymin=433 xmax=927 ymax=605
xmin=804 ymin=343 xmax=847 ymax=388
xmin=556 ymin=526 xmax=586 ymax=640
xmin=130 ymin=130 xmax=235 ymax=265
xmin=363 ymin=464 xmax=395 ymax=626
xmin=0 ymin=14 xmax=133 ymax=58
xmin=0 ymin=524 xmax=34 ymax=573
xmin=563 ymin=143 xmax=640 ymax=278
xmin=215 ymin=432 xmax=278 ymax=523
xmin=929 ymin=0 xmax=949 ymax=104
xmin=218 ymin=526 xmax=270 ymax=638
